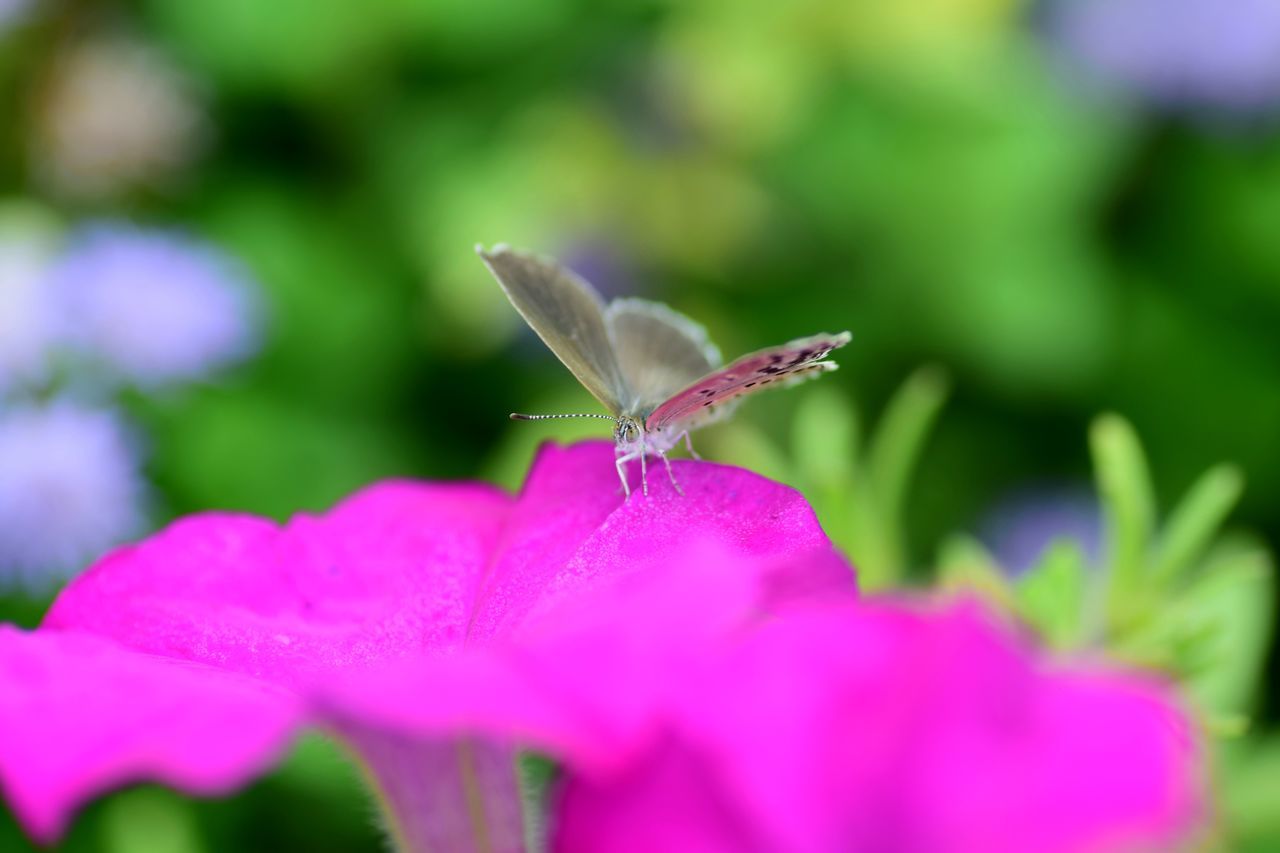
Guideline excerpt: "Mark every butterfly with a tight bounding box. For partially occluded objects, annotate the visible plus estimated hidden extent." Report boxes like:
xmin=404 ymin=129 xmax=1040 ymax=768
xmin=479 ymin=244 xmax=851 ymax=497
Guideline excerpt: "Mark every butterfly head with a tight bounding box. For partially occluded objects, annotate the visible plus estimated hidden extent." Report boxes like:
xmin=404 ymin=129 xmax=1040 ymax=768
xmin=509 ymin=411 xmax=645 ymax=452
xmin=612 ymin=416 xmax=643 ymax=452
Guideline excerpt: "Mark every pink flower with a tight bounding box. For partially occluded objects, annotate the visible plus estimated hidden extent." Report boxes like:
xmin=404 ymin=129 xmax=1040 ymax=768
xmin=0 ymin=628 xmax=300 ymax=842
xmin=0 ymin=441 xmax=1204 ymax=850
xmin=1 ymin=442 xmax=851 ymax=844
xmin=554 ymin=600 xmax=1204 ymax=853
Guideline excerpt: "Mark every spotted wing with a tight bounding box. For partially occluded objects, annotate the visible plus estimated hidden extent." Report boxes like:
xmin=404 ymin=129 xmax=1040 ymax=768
xmin=478 ymin=245 xmax=631 ymax=415
xmin=645 ymin=332 xmax=851 ymax=432
xmin=604 ymin=298 xmax=722 ymax=418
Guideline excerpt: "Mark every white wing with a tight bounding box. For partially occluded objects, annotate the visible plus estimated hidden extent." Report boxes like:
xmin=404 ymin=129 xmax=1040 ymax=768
xmin=479 ymin=245 xmax=632 ymax=415
xmin=604 ymin=298 xmax=721 ymax=418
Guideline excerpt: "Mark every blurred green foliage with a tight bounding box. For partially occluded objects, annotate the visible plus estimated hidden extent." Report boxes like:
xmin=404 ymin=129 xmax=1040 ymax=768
xmin=3 ymin=0 xmax=1280 ymax=849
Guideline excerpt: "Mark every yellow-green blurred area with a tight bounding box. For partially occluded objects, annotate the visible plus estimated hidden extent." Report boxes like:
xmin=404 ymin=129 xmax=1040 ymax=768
xmin=3 ymin=0 xmax=1280 ymax=850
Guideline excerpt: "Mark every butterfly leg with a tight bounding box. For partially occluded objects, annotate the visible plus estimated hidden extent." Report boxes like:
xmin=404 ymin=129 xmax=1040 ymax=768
xmin=614 ymin=452 xmax=633 ymax=498
xmin=640 ymin=449 xmax=649 ymax=497
xmin=681 ymin=431 xmax=702 ymax=460
xmin=660 ymin=450 xmax=685 ymax=496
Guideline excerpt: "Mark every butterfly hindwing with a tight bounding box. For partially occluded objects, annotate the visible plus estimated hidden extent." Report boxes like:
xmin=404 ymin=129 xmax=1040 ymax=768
xmin=645 ymin=332 xmax=852 ymax=432
xmin=478 ymin=245 xmax=632 ymax=414
xmin=605 ymin=298 xmax=722 ymax=417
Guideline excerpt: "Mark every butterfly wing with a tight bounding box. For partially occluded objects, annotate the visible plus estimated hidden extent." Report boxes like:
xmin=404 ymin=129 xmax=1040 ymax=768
xmin=604 ymin=298 xmax=722 ymax=418
xmin=645 ymin=331 xmax=852 ymax=432
xmin=478 ymin=245 xmax=632 ymax=414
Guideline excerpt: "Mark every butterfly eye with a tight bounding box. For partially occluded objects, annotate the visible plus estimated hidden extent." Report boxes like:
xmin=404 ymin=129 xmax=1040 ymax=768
xmin=613 ymin=420 xmax=639 ymax=444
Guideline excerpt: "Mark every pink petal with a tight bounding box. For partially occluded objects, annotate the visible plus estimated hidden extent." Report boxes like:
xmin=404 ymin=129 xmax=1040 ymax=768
xmin=27 ymin=441 xmax=852 ymax=843
xmin=318 ymin=537 xmax=842 ymax=853
xmin=46 ymin=442 xmax=849 ymax=683
xmin=466 ymin=443 xmax=852 ymax=639
xmin=310 ymin=446 xmax=852 ymax=848
xmin=318 ymin=538 xmax=827 ymax=773
xmin=0 ymin=626 xmax=300 ymax=843
xmin=42 ymin=481 xmax=514 ymax=687
xmin=556 ymin=738 xmax=760 ymax=853
xmin=554 ymin=600 xmax=1204 ymax=853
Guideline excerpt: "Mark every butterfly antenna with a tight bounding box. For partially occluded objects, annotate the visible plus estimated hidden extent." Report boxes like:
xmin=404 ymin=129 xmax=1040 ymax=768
xmin=510 ymin=413 xmax=619 ymax=423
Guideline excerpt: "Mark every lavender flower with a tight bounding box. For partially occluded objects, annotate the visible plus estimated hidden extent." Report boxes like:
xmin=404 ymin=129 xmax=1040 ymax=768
xmin=1051 ymin=0 xmax=1280 ymax=114
xmin=981 ymin=487 xmax=1102 ymax=576
xmin=557 ymin=238 xmax=640 ymax=302
xmin=48 ymin=224 xmax=261 ymax=388
xmin=0 ymin=238 xmax=59 ymax=396
xmin=0 ymin=0 xmax=31 ymax=30
xmin=0 ymin=401 xmax=145 ymax=591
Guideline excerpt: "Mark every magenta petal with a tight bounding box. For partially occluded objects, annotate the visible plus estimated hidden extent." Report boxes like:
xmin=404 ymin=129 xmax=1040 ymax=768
xmin=44 ymin=442 xmax=849 ymax=685
xmin=466 ymin=444 xmax=852 ymax=639
xmin=29 ymin=441 xmax=852 ymax=844
xmin=316 ymin=538 xmax=785 ymax=773
xmin=45 ymin=443 xmax=847 ymax=681
xmin=554 ymin=601 xmax=1203 ymax=853
xmin=43 ymin=481 xmax=514 ymax=686
xmin=0 ymin=626 xmax=300 ymax=843
xmin=309 ymin=447 xmax=851 ymax=848
xmin=556 ymin=738 xmax=761 ymax=853
xmin=315 ymin=538 xmax=809 ymax=853
xmin=313 ymin=531 xmax=851 ymax=849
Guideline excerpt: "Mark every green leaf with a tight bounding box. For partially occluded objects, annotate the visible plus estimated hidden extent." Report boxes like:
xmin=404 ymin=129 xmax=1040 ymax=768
xmin=847 ymin=495 xmax=893 ymax=591
xmin=99 ymin=788 xmax=205 ymax=853
xmin=859 ymin=366 xmax=949 ymax=585
xmin=1204 ymin=714 xmax=1251 ymax=739
xmin=708 ymin=422 xmax=794 ymax=486
xmin=792 ymin=388 xmax=864 ymax=574
xmin=1152 ymin=464 xmax=1245 ymax=586
xmin=1221 ymin=738 xmax=1280 ymax=844
xmin=1015 ymin=539 xmax=1088 ymax=650
xmin=1171 ymin=541 xmax=1275 ymax=720
xmin=791 ymin=386 xmax=858 ymax=495
xmin=866 ymin=365 xmax=950 ymax=526
xmin=1088 ymin=414 xmax=1156 ymax=625
xmin=937 ymin=535 xmax=1015 ymax=610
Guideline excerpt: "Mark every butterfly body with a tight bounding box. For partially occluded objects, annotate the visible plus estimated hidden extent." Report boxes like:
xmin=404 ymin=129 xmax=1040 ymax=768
xmin=613 ymin=417 xmax=687 ymax=466
xmin=480 ymin=244 xmax=850 ymax=497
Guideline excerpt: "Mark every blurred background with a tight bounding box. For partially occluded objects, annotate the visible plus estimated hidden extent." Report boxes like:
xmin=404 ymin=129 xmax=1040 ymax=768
xmin=2 ymin=0 xmax=1279 ymax=849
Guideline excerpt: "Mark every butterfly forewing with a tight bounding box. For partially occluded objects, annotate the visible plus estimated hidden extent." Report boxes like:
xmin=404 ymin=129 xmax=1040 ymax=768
xmin=605 ymin=298 xmax=722 ymax=417
xmin=645 ymin=332 xmax=852 ymax=432
xmin=478 ymin=245 xmax=632 ymax=414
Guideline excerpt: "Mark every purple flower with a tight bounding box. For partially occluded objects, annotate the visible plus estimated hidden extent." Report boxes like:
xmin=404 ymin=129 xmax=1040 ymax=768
xmin=0 ymin=443 xmax=1204 ymax=849
xmin=980 ymin=488 xmax=1102 ymax=576
xmin=0 ymin=0 xmax=31 ymax=30
xmin=48 ymin=224 xmax=261 ymax=388
xmin=1051 ymin=0 xmax=1280 ymax=113
xmin=0 ymin=238 xmax=59 ymax=395
xmin=0 ymin=401 xmax=145 ymax=590
xmin=556 ymin=239 xmax=640 ymax=302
